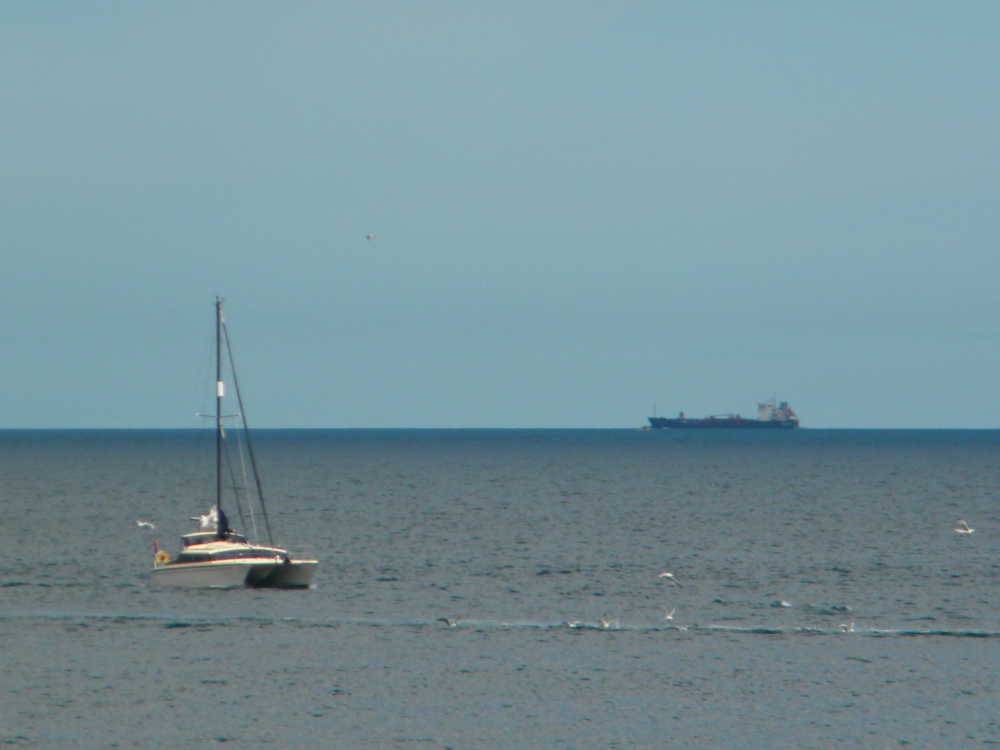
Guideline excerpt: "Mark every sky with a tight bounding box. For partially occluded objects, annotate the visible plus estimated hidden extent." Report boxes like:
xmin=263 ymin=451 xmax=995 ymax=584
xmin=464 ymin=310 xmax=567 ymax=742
xmin=2 ymin=2 xmax=999 ymax=429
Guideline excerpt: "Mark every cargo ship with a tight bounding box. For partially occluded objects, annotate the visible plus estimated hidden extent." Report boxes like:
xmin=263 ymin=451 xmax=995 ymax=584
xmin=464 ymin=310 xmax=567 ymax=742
xmin=647 ymin=399 xmax=799 ymax=429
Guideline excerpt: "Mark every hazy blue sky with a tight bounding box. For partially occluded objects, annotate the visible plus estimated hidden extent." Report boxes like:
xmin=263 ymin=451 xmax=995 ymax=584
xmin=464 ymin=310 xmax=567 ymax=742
xmin=3 ymin=3 xmax=998 ymax=428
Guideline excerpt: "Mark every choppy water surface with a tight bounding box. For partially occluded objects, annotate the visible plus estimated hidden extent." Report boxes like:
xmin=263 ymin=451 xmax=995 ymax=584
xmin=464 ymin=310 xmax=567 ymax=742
xmin=2 ymin=429 xmax=999 ymax=748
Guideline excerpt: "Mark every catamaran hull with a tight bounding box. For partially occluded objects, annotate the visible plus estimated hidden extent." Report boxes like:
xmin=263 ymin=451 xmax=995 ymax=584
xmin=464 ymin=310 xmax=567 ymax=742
xmin=150 ymin=560 xmax=316 ymax=589
xmin=256 ymin=560 xmax=318 ymax=588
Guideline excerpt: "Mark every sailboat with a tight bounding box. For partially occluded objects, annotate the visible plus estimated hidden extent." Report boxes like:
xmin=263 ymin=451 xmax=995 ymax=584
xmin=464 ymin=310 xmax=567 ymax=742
xmin=149 ymin=298 xmax=318 ymax=588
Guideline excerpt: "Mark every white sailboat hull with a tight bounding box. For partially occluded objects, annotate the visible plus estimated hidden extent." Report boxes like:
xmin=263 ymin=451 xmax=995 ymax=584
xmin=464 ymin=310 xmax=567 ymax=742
xmin=150 ymin=559 xmax=317 ymax=589
xmin=151 ymin=560 xmax=276 ymax=588
xmin=256 ymin=559 xmax=318 ymax=588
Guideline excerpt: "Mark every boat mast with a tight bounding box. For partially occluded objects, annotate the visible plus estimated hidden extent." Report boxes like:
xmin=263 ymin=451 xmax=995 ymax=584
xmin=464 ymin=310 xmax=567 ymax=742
xmin=215 ymin=296 xmax=224 ymax=536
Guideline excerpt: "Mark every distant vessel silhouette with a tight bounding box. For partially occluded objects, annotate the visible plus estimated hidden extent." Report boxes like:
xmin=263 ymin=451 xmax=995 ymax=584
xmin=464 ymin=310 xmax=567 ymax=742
xmin=648 ymin=399 xmax=799 ymax=430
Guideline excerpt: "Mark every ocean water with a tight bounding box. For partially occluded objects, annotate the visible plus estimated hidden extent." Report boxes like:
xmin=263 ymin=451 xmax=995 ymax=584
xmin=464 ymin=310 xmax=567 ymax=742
xmin=1 ymin=428 xmax=999 ymax=748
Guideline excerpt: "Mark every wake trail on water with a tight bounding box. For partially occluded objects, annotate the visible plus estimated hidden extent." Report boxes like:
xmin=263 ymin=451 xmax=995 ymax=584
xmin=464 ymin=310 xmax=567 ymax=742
xmin=3 ymin=611 xmax=998 ymax=638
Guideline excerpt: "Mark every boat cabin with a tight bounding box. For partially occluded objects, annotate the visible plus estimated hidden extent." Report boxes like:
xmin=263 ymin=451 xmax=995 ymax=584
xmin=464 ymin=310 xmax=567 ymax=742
xmin=181 ymin=530 xmax=250 ymax=548
xmin=176 ymin=543 xmax=290 ymax=564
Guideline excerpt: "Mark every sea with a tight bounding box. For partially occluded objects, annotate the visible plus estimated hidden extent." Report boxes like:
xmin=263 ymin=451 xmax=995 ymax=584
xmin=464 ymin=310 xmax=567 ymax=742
xmin=1 ymin=428 xmax=999 ymax=749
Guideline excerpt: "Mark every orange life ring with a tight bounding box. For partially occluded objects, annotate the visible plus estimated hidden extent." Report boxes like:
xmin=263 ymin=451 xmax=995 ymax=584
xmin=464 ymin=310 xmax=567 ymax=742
xmin=154 ymin=550 xmax=170 ymax=565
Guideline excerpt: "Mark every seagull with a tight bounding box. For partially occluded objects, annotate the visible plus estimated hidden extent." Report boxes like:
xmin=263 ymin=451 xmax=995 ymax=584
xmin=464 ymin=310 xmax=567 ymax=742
xmin=954 ymin=519 xmax=974 ymax=534
xmin=190 ymin=506 xmax=219 ymax=531
xmin=366 ymin=233 xmax=378 ymax=241
xmin=839 ymin=621 xmax=856 ymax=633
xmin=135 ymin=520 xmax=156 ymax=530
xmin=436 ymin=617 xmax=461 ymax=627
xmin=658 ymin=572 xmax=683 ymax=587
xmin=599 ymin=616 xmax=620 ymax=629
xmin=661 ymin=606 xmax=675 ymax=621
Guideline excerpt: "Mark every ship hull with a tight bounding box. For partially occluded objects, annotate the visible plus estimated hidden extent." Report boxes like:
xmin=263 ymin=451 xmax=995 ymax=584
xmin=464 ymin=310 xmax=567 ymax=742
xmin=648 ymin=417 xmax=798 ymax=429
xmin=150 ymin=554 xmax=317 ymax=589
xmin=150 ymin=560 xmax=279 ymax=588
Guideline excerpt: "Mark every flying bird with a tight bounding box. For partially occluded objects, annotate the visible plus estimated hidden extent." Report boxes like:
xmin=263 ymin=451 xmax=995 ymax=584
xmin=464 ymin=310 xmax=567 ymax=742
xmin=436 ymin=617 xmax=461 ymax=627
xmin=135 ymin=520 xmax=156 ymax=530
xmin=954 ymin=519 xmax=974 ymax=534
xmin=366 ymin=233 xmax=378 ymax=241
xmin=658 ymin=571 xmax=683 ymax=587
xmin=661 ymin=606 xmax=675 ymax=621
